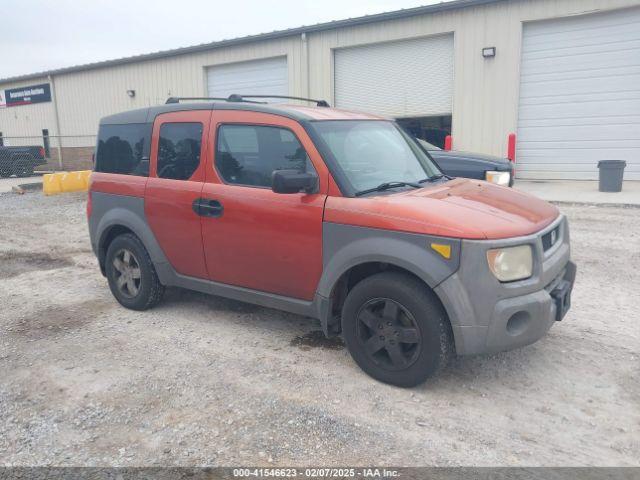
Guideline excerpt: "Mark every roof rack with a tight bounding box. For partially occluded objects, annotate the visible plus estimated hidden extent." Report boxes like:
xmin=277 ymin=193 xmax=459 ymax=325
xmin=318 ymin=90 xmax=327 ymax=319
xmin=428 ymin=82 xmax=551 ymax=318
xmin=165 ymin=96 xmax=264 ymax=104
xmin=227 ymin=94 xmax=330 ymax=107
xmin=165 ymin=95 xmax=330 ymax=107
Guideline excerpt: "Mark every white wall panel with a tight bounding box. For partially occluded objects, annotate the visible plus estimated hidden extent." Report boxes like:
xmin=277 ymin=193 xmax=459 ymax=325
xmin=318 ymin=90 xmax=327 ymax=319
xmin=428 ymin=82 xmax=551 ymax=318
xmin=517 ymin=6 xmax=640 ymax=180
xmin=1 ymin=0 xmax=640 ymax=168
xmin=49 ymin=36 xmax=303 ymax=137
xmin=334 ymin=35 xmax=453 ymax=117
xmin=207 ymin=57 xmax=288 ymax=98
xmin=308 ymin=0 xmax=640 ymax=159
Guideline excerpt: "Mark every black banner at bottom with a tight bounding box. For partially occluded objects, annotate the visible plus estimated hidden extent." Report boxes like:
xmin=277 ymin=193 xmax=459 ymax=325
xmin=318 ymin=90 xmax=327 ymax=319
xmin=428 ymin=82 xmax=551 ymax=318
xmin=0 ymin=468 xmax=638 ymax=480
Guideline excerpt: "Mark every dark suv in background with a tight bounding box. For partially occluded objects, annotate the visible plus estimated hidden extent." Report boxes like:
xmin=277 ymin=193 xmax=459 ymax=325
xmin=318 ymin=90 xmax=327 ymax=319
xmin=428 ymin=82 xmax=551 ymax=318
xmin=417 ymin=139 xmax=515 ymax=187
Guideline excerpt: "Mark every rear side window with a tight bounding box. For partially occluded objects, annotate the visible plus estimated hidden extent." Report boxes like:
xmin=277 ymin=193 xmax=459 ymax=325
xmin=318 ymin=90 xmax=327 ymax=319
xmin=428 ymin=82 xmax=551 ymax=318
xmin=157 ymin=122 xmax=203 ymax=180
xmin=216 ymin=124 xmax=313 ymax=188
xmin=95 ymin=123 xmax=150 ymax=176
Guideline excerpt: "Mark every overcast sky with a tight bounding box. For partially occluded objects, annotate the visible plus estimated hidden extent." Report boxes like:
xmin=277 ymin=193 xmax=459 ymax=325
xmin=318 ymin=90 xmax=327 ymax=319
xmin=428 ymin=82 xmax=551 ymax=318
xmin=1 ymin=0 xmax=441 ymax=79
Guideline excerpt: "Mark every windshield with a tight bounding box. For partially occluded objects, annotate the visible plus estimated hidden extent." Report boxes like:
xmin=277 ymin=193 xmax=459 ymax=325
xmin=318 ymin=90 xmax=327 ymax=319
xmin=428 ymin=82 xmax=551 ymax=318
xmin=309 ymin=120 xmax=442 ymax=194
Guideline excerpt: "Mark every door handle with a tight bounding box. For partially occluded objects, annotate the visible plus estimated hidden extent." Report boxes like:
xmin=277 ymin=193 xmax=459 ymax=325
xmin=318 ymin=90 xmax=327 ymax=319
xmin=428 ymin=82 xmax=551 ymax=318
xmin=192 ymin=198 xmax=224 ymax=218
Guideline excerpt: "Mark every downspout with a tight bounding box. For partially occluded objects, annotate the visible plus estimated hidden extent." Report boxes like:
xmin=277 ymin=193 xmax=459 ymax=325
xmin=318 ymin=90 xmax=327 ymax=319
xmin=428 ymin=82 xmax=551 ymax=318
xmin=48 ymin=74 xmax=63 ymax=169
xmin=301 ymin=32 xmax=310 ymax=98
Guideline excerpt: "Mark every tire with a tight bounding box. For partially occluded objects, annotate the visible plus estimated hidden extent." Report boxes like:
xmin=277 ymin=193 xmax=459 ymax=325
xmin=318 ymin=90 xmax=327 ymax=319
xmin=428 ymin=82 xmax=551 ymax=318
xmin=341 ymin=272 xmax=453 ymax=387
xmin=105 ymin=233 xmax=165 ymax=310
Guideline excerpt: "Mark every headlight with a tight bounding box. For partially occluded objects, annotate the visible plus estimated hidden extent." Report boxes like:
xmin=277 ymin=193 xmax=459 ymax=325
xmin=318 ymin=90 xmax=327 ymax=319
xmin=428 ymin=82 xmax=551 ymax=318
xmin=485 ymin=170 xmax=511 ymax=186
xmin=486 ymin=245 xmax=533 ymax=282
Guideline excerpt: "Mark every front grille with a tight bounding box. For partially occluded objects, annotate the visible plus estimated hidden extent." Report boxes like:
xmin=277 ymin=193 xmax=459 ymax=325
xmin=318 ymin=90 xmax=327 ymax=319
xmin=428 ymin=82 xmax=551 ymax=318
xmin=542 ymin=225 xmax=560 ymax=252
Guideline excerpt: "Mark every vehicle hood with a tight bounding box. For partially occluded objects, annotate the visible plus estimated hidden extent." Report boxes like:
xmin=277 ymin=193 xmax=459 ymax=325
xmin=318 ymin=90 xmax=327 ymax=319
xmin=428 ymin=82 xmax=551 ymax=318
xmin=429 ymin=150 xmax=513 ymax=169
xmin=324 ymin=178 xmax=559 ymax=239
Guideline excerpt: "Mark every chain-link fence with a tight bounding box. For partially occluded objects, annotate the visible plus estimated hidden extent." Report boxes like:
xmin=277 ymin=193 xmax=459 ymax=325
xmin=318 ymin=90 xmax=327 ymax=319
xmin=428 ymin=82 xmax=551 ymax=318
xmin=0 ymin=135 xmax=96 ymax=177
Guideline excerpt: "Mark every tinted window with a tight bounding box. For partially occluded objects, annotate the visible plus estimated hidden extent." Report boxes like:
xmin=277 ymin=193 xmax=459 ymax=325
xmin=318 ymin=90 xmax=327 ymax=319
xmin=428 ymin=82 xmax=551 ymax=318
xmin=157 ymin=123 xmax=203 ymax=180
xmin=95 ymin=123 xmax=150 ymax=176
xmin=216 ymin=125 xmax=314 ymax=188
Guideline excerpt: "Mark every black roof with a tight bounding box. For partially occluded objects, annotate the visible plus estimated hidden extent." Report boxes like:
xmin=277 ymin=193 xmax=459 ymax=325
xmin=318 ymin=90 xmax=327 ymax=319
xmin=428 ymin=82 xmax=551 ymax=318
xmin=2 ymin=0 xmax=502 ymax=84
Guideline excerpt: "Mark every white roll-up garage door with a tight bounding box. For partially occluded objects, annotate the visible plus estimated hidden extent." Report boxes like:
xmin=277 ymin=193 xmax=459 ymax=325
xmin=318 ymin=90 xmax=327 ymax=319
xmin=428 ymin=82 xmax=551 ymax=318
xmin=334 ymin=34 xmax=454 ymax=117
xmin=207 ymin=57 xmax=288 ymax=99
xmin=517 ymin=8 xmax=640 ymax=180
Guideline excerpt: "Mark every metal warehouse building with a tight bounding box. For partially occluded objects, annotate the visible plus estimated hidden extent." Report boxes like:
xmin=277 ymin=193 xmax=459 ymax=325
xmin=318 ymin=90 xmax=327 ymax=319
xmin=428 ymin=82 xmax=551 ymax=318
xmin=1 ymin=0 xmax=639 ymax=179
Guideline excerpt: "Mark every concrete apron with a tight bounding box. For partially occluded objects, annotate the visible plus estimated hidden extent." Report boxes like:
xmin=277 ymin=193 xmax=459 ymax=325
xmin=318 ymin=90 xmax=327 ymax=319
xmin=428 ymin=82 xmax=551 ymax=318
xmin=515 ymin=180 xmax=640 ymax=207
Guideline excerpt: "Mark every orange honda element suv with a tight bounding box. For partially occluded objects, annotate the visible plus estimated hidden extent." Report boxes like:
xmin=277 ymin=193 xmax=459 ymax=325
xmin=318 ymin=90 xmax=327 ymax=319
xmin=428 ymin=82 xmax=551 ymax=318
xmin=88 ymin=95 xmax=576 ymax=387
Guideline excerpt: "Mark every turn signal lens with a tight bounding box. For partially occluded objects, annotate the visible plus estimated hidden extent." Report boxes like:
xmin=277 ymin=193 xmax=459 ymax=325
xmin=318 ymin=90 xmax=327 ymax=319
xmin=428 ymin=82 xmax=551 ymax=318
xmin=431 ymin=243 xmax=451 ymax=259
xmin=486 ymin=245 xmax=533 ymax=282
xmin=485 ymin=171 xmax=511 ymax=186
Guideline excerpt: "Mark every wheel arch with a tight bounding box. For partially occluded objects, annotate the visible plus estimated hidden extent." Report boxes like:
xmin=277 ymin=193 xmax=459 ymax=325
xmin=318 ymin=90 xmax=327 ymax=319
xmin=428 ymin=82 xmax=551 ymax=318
xmin=317 ymin=224 xmax=461 ymax=336
xmin=92 ymin=196 xmax=169 ymax=277
xmin=318 ymin=255 xmax=457 ymax=338
xmin=98 ymin=224 xmax=136 ymax=274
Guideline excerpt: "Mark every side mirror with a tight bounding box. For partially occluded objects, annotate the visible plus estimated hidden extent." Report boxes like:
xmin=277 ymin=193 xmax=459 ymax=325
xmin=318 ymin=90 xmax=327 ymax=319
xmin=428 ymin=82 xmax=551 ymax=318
xmin=272 ymin=170 xmax=318 ymax=194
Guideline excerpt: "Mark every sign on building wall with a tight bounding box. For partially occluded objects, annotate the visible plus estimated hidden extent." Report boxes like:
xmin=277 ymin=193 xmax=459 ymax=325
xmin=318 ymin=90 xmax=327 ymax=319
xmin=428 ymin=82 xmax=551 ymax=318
xmin=2 ymin=83 xmax=51 ymax=107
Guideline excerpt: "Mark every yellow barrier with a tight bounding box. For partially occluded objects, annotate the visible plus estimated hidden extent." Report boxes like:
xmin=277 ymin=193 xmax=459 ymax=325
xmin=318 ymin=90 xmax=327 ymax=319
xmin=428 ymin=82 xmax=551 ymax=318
xmin=43 ymin=170 xmax=91 ymax=195
xmin=43 ymin=173 xmax=63 ymax=196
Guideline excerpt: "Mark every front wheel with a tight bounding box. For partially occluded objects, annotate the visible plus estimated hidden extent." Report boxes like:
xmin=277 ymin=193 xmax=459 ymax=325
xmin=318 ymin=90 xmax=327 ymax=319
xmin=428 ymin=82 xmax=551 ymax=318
xmin=105 ymin=233 xmax=165 ymax=310
xmin=341 ymin=272 xmax=453 ymax=387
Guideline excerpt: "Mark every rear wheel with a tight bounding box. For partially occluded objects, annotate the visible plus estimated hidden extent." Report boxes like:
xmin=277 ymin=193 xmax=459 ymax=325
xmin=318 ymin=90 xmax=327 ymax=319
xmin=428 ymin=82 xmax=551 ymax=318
xmin=341 ymin=272 xmax=453 ymax=387
xmin=105 ymin=233 xmax=165 ymax=310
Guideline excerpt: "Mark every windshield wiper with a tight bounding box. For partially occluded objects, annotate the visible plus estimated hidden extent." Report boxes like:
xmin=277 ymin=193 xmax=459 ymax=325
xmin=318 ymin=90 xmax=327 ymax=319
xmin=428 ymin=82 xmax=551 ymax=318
xmin=355 ymin=181 xmax=421 ymax=197
xmin=419 ymin=173 xmax=450 ymax=183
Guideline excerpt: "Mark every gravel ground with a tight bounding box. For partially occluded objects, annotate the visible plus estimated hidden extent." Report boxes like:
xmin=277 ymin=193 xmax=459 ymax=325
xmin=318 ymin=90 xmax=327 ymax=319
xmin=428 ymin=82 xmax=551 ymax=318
xmin=0 ymin=191 xmax=638 ymax=467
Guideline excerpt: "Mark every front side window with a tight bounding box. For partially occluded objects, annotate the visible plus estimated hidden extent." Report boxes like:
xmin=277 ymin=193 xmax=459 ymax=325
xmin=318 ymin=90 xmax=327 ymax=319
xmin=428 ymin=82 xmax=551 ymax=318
xmin=95 ymin=123 xmax=150 ymax=176
xmin=215 ymin=124 xmax=314 ymax=188
xmin=309 ymin=120 xmax=441 ymax=195
xmin=157 ymin=122 xmax=203 ymax=180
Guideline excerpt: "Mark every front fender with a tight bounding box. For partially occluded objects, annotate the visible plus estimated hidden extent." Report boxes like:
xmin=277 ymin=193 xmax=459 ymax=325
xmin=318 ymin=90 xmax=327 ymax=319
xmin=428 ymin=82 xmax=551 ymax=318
xmin=317 ymin=222 xmax=461 ymax=298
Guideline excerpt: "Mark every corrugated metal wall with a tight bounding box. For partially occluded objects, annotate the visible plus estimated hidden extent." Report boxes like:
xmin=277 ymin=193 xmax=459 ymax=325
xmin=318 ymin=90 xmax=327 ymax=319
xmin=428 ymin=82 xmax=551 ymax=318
xmin=1 ymin=0 xmax=639 ymax=159
xmin=54 ymin=36 xmax=304 ymax=138
xmin=306 ymin=0 xmax=640 ymax=157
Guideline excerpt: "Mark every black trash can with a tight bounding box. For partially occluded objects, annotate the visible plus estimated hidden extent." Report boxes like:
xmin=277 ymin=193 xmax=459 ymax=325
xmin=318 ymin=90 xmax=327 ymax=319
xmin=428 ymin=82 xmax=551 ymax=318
xmin=597 ymin=160 xmax=626 ymax=192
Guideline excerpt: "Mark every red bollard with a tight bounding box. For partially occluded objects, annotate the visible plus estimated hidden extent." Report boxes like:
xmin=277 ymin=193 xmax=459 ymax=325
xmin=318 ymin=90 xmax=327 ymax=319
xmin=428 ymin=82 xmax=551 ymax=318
xmin=444 ymin=135 xmax=453 ymax=151
xmin=507 ymin=133 xmax=516 ymax=162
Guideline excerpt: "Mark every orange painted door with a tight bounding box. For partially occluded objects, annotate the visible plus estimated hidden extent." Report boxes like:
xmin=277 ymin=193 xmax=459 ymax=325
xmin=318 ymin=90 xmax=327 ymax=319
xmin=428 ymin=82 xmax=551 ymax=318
xmin=200 ymin=110 xmax=330 ymax=300
xmin=145 ymin=110 xmax=211 ymax=279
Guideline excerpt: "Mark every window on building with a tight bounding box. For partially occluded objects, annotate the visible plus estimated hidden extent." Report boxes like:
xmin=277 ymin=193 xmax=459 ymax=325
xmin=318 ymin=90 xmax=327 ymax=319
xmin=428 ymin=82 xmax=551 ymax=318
xmin=0 ymin=132 xmax=3 ymax=147
xmin=95 ymin=123 xmax=151 ymax=176
xmin=215 ymin=125 xmax=313 ymax=188
xmin=42 ymin=129 xmax=50 ymax=157
xmin=157 ymin=123 xmax=203 ymax=180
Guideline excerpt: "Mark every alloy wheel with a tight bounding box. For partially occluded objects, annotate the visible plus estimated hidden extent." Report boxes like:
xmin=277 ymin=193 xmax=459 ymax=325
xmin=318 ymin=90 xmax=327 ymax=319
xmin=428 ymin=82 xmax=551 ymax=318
xmin=356 ymin=297 xmax=422 ymax=371
xmin=112 ymin=248 xmax=142 ymax=298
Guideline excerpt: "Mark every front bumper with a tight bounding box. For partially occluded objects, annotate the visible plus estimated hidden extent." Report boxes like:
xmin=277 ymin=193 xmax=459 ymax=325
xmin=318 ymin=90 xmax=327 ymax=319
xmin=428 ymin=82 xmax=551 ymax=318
xmin=435 ymin=215 xmax=576 ymax=355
